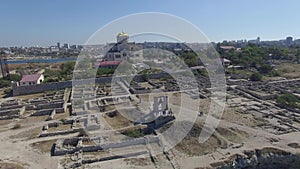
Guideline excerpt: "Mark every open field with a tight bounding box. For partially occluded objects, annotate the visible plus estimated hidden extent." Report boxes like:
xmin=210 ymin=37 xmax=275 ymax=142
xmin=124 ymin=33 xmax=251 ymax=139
xmin=276 ymin=63 xmax=300 ymax=79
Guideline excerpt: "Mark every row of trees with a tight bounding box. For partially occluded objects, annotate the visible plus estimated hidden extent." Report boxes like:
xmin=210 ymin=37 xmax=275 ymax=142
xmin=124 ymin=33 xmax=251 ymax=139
xmin=44 ymin=61 xmax=75 ymax=82
xmin=218 ymin=44 xmax=298 ymax=67
xmin=33 ymin=44 xmax=300 ymax=82
xmin=216 ymin=44 xmax=299 ymax=81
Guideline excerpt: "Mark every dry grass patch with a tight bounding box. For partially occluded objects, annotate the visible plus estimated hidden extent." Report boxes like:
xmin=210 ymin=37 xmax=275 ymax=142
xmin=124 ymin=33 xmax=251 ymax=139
xmin=0 ymin=162 xmax=25 ymax=169
xmin=222 ymin=108 xmax=264 ymax=127
xmin=0 ymin=119 xmax=13 ymax=126
xmin=175 ymin=122 xmax=225 ymax=156
xmin=216 ymin=127 xmax=249 ymax=143
xmin=10 ymin=127 xmax=41 ymax=140
xmin=18 ymin=116 xmax=47 ymax=126
xmin=276 ymin=63 xmax=300 ymax=79
xmin=14 ymin=93 xmax=44 ymax=100
xmin=103 ymin=111 xmax=133 ymax=129
xmin=82 ymin=151 xmax=111 ymax=160
xmin=47 ymin=124 xmax=72 ymax=132
xmin=30 ymin=139 xmax=57 ymax=153
xmin=124 ymin=157 xmax=152 ymax=166
xmin=53 ymin=112 xmax=69 ymax=120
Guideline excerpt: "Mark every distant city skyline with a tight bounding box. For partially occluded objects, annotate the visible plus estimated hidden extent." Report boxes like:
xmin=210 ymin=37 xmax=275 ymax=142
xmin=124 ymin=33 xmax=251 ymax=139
xmin=1 ymin=0 xmax=300 ymax=47
xmin=2 ymin=36 xmax=299 ymax=48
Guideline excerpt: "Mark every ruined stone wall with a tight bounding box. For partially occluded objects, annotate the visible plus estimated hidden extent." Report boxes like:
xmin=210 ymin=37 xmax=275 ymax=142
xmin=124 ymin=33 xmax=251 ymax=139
xmin=0 ymin=106 xmax=25 ymax=120
xmin=216 ymin=148 xmax=300 ymax=169
xmin=53 ymin=136 xmax=160 ymax=156
xmin=31 ymin=109 xmax=54 ymax=116
xmin=39 ymin=128 xmax=81 ymax=137
xmin=37 ymin=102 xmax=64 ymax=109
xmin=235 ymin=86 xmax=277 ymax=100
xmin=13 ymin=73 xmax=171 ymax=96
xmin=0 ymin=104 xmax=23 ymax=111
xmin=13 ymin=81 xmax=72 ymax=96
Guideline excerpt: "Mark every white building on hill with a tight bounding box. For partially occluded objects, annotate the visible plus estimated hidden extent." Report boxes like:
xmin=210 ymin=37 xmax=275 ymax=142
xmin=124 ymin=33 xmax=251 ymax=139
xmin=19 ymin=74 xmax=44 ymax=86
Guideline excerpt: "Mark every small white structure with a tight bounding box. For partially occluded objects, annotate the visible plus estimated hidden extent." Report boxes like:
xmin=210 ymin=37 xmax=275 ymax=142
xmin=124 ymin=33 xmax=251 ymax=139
xmin=221 ymin=58 xmax=231 ymax=67
xmin=20 ymin=74 xmax=44 ymax=86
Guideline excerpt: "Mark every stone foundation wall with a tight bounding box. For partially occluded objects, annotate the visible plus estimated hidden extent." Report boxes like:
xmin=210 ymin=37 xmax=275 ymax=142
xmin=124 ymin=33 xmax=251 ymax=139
xmin=236 ymin=86 xmax=277 ymax=100
xmin=31 ymin=109 xmax=53 ymax=116
xmin=13 ymin=73 xmax=172 ymax=96
xmin=13 ymin=81 xmax=72 ymax=96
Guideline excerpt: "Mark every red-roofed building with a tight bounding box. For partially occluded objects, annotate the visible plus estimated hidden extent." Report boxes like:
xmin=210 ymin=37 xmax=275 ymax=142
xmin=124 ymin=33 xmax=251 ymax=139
xmin=95 ymin=61 xmax=121 ymax=69
xmin=220 ymin=46 xmax=236 ymax=50
xmin=20 ymin=74 xmax=44 ymax=86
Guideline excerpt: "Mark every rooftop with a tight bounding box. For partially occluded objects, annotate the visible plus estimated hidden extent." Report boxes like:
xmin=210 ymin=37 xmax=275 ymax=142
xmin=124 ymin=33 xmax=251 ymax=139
xmin=20 ymin=74 xmax=42 ymax=82
xmin=117 ymin=32 xmax=128 ymax=37
xmin=220 ymin=46 xmax=236 ymax=50
xmin=95 ymin=61 xmax=122 ymax=67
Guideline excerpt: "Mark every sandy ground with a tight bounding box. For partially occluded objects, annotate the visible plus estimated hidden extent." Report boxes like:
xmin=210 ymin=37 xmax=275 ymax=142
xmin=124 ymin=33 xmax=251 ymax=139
xmin=0 ymin=122 xmax=60 ymax=169
xmin=0 ymin=89 xmax=299 ymax=169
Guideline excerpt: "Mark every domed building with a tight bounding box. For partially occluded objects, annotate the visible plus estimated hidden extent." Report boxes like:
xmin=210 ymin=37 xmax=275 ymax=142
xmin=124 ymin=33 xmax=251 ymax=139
xmin=116 ymin=31 xmax=129 ymax=43
xmin=102 ymin=32 xmax=142 ymax=62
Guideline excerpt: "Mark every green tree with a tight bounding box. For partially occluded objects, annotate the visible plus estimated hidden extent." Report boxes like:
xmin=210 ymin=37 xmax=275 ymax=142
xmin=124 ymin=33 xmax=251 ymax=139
xmin=250 ymin=72 xmax=263 ymax=81
xmin=179 ymin=51 xmax=198 ymax=67
xmin=8 ymin=74 xmax=21 ymax=82
xmin=258 ymin=64 xmax=272 ymax=74
xmin=97 ymin=68 xmax=115 ymax=76
xmin=122 ymin=129 xmax=145 ymax=138
xmin=0 ymin=79 xmax=11 ymax=88
xmin=60 ymin=61 xmax=75 ymax=75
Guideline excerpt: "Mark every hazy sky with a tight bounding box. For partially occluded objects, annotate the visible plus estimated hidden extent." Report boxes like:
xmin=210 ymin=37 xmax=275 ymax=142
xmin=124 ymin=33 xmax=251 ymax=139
xmin=1 ymin=0 xmax=300 ymax=46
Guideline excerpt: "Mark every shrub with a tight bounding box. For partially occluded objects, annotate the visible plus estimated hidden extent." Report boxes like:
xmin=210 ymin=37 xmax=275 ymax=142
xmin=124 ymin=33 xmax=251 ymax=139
xmin=269 ymin=70 xmax=280 ymax=77
xmin=276 ymin=93 xmax=299 ymax=109
xmin=250 ymin=72 xmax=262 ymax=81
xmin=59 ymin=119 xmax=66 ymax=123
xmin=0 ymin=79 xmax=11 ymax=88
xmin=122 ymin=129 xmax=144 ymax=138
xmin=97 ymin=68 xmax=115 ymax=76
xmin=258 ymin=64 xmax=272 ymax=74
xmin=12 ymin=124 xmax=21 ymax=129
xmin=8 ymin=74 xmax=21 ymax=81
